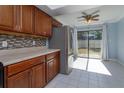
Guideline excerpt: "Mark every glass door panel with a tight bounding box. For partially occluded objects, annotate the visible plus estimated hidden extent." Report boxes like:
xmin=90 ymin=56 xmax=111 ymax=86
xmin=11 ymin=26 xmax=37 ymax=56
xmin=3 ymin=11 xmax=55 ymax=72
xmin=89 ymin=31 xmax=102 ymax=59
xmin=77 ymin=31 xmax=88 ymax=58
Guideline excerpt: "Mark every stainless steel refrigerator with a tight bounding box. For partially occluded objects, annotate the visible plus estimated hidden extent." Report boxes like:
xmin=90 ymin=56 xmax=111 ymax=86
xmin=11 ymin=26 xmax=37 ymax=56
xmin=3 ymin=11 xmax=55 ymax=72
xmin=49 ymin=26 xmax=74 ymax=75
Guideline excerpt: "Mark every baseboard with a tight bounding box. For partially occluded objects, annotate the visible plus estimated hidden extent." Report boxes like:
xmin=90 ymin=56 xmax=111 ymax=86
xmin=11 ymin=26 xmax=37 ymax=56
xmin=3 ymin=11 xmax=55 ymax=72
xmin=108 ymin=59 xmax=118 ymax=62
xmin=105 ymin=58 xmax=124 ymax=67
xmin=116 ymin=59 xmax=124 ymax=67
xmin=101 ymin=58 xmax=117 ymax=62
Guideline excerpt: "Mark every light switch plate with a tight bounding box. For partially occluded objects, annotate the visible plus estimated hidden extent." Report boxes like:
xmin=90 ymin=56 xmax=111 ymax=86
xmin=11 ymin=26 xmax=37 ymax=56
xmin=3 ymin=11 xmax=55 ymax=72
xmin=2 ymin=41 xmax=8 ymax=47
xmin=33 ymin=41 xmax=35 ymax=45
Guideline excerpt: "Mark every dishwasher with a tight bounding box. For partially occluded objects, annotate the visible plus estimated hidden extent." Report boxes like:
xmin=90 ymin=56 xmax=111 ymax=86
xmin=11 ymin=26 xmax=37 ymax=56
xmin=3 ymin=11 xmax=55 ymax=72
xmin=0 ymin=62 xmax=4 ymax=88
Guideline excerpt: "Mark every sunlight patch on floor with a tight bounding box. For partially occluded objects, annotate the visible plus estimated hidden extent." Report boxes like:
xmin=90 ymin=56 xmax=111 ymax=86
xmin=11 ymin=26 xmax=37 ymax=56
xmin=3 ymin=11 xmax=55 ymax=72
xmin=73 ymin=58 xmax=112 ymax=76
xmin=88 ymin=59 xmax=112 ymax=76
xmin=73 ymin=58 xmax=87 ymax=70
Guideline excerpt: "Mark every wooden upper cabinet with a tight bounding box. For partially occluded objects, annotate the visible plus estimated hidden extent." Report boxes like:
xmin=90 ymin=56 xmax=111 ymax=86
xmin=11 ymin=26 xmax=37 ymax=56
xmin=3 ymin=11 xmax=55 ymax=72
xmin=7 ymin=69 xmax=31 ymax=88
xmin=16 ymin=5 xmax=34 ymax=34
xmin=0 ymin=6 xmax=54 ymax=36
xmin=0 ymin=5 xmax=34 ymax=34
xmin=0 ymin=6 xmax=16 ymax=31
xmin=35 ymin=8 xmax=52 ymax=37
xmin=52 ymin=19 xmax=62 ymax=27
xmin=4 ymin=51 xmax=60 ymax=88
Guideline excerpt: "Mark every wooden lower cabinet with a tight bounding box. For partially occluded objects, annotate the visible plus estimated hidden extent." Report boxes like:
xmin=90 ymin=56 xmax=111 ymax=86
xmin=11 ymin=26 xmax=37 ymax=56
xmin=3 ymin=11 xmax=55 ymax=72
xmin=5 ymin=51 xmax=60 ymax=88
xmin=32 ymin=63 xmax=46 ymax=88
xmin=46 ymin=52 xmax=60 ymax=83
xmin=54 ymin=55 xmax=60 ymax=75
xmin=7 ymin=69 xmax=31 ymax=88
xmin=6 ymin=63 xmax=46 ymax=88
xmin=46 ymin=59 xmax=55 ymax=82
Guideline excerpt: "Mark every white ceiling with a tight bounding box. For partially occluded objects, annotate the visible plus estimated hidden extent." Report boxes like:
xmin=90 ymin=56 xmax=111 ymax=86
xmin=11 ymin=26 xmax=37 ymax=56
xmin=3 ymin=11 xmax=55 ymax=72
xmin=47 ymin=5 xmax=66 ymax=10
xmin=36 ymin=5 xmax=101 ymax=16
xmin=36 ymin=5 xmax=124 ymax=27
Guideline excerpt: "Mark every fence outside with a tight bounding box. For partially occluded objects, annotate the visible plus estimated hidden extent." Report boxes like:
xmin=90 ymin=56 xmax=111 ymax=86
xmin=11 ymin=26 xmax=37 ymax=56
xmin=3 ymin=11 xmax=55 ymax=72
xmin=78 ymin=40 xmax=101 ymax=49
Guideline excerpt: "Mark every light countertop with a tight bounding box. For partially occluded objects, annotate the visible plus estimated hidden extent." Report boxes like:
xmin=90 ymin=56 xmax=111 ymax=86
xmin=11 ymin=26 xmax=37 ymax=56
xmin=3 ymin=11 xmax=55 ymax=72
xmin=0 ymin=47 xmax=60 ymax=66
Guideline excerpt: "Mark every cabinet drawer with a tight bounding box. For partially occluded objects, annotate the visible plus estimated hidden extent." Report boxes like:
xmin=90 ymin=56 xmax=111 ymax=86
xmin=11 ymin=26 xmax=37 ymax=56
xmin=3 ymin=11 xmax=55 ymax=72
xmin=6 ymin=56 xmax=45 ymax=77
xmin=46 ymin=52 xmax=56 ymax=61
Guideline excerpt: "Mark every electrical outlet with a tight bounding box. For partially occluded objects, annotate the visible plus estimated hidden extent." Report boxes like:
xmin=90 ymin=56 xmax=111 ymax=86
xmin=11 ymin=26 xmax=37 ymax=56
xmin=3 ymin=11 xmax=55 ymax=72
xmin=2 ymin=41 xmax=8 ymax=47
xmin=32 ymin=41 xmax=35 ymax=46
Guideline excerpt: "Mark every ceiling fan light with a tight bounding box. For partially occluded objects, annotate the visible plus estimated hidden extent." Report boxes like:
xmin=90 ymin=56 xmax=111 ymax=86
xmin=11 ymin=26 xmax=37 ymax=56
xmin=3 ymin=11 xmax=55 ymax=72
xmin=88 ymin=19 xmax=92 ymax=23
xmin=85 ymin=19 xmax=92 ymax=24
xmin=78 ymin=10 xmax=99 ymax=24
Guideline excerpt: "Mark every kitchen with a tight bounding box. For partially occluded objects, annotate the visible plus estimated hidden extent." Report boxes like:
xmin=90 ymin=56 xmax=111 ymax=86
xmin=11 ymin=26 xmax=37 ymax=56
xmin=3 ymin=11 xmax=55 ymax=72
xmin=0 ymin=5 xmax=73 ymax=88
xmin=1 ymin=5 xmax=124 ymax=89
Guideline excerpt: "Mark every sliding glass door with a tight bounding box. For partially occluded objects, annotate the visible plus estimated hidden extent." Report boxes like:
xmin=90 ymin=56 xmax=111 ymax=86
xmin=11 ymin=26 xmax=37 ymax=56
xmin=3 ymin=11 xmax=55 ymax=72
xmin=89 ymin=31 xmax=102 ymax=58
xmin=78 ymin=31 xmax=88 ymax=58
xmin=77 ymin=30 xmax=102 ymax=59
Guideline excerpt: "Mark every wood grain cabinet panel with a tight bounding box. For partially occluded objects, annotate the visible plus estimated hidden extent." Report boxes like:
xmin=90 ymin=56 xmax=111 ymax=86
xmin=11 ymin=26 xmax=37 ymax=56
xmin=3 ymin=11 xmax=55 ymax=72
xmin=7 ymin=69 xmax=31 ymax=88
xmin=0 ymin=5 xmax=35 ymax=33
xmin=46 ymin=53 xmax=56 ymax=61
xmin=35 ymin=8 xmax=52 ymax=37
xmin=54 ymin=54 xmax=60 ymax=75
xmin=46 ymin=59 xmax=55 ymax=82
xmin=7 ymin=56 xmax=45 ymax=77
xmin=46 ymin=52 xmax=60 ymax=83
xmin=32 ymin=63 xmax=46 ymax=88
xmin=0 ymin=5 xmax=16 ymax=31
xmin=18 ymin=5 xmax=34 ymax=34
xmin=5 ymin=57 xmax=46 ymax=88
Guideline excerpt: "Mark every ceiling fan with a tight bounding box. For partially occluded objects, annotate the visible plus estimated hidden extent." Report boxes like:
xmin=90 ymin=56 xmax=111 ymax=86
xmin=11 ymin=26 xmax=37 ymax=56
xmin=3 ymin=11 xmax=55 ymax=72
xmin=77 ymin=10 xmax=100 ymax=24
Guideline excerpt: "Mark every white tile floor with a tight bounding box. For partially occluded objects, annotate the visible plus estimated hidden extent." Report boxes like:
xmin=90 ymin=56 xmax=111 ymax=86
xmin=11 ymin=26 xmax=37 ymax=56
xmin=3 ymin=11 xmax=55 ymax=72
xmin=45 ymin=58 xmax=124 ymax=88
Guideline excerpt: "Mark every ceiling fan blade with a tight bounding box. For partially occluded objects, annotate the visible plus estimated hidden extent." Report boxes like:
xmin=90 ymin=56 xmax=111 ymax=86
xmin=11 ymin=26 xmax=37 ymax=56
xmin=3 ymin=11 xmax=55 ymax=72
xmin=77 ymin=16 xmax=86 ymax=19
xmin=91 ymin=10 xmax=99 ymax=15
xmin=92 ymin=14 xmax=99 ymax=18
xmin=77 ymin=16 xmax=82 ymax=19
xmin=78 ymin=19 xmax=86 ymax=21
xmin=82 ymin=12 xmax=88 ymax=16
xmin=92 ymin=19 xmax=99 ymax=21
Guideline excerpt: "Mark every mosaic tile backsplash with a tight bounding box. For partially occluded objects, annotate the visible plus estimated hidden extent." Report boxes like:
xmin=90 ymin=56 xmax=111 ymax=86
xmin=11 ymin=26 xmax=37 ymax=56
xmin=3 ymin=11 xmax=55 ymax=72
xmin=0 ymin=34 xmax=48 ymax=50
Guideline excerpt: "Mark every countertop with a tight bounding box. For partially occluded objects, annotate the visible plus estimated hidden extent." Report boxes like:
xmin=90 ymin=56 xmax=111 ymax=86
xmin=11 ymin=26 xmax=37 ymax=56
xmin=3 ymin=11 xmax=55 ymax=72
xmin=0 ymin=47 xmax=60 ymax=66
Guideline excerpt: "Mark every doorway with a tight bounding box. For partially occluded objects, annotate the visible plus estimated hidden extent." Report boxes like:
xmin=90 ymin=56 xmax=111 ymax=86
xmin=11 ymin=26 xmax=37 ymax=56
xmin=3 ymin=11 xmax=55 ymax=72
xmin=77 ymin=30 xmax=102 ymax=59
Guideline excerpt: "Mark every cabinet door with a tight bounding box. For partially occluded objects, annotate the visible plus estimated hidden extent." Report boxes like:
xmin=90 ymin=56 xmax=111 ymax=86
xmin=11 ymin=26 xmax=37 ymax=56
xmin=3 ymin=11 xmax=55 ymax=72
xmin=32 ymin=63 xmax=46 ymax=88
xmin=7 ymin=69 xmax=31 ymax=88
xmin=56 ymin=52 xmax=60 ymax=74
xmin=44 ymin=16 xmax=52 ymax=37
xmin=54 ymin=57 xmax=59 ymax=75
xmin=18 ymin=5 xmax=34 ymax=34
xmin=35 ymin=8 xmax=52 ymax=37
xmin=0 ymin=6 xmax=16 ymax=31
xmin=53 ymin=52 xmax=60 ymax=76
xmin=46 ymin=59 xmax=55 ymax=82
